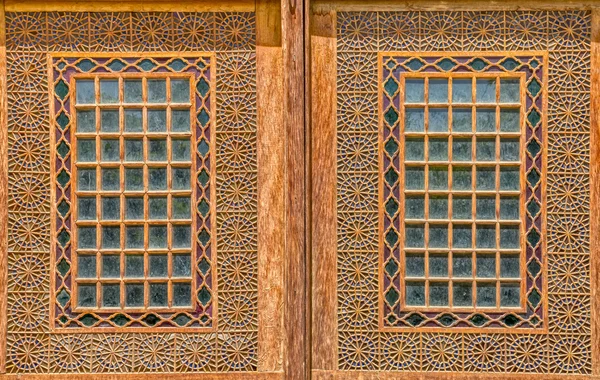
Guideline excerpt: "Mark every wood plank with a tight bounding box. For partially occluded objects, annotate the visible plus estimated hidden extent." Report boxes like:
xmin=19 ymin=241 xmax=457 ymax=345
xmin=0 ymin=0 xmax=6 ymax=373
xmin=256 ymin=0 xmax=284 ymax=373
xmin=5 ymin=0 xmax=254 ymax=12
xmin=0 ymin=373 xmax=284 ymax=380
xmin=312 ymin=370 xmax=596 ymax=380
xmin=309 ymin=7 xmax=338 ymax=372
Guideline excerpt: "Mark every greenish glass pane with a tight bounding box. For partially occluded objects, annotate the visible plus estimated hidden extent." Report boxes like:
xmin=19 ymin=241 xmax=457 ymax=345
xmin=125 ymin=197 xmax=144 ymax=220
xmin=125 ymin=168 xmax=143 ymax=191
xmin=405 ymin=196 xmax=424 ymax=219
xmin=527 ymin=168 xmax=540 ymax=187
xmin=101 ymin=139 xmax=120 ymax=162
xmin=500 ymin=79 xmax=520 ymax=103
xmin=149 ymin=225 xmax=167 ymax=249
xmin=405 ymin=167 xmax=424 ymax=190
xmin=405 ymin=138 xmax=424 ymax=161
xmin=500 ymin=167 xmax=520 ymax=191
xmin=429 ymin=79 xmax=448 ymax=103
xmin=452 ymin=224 xmax=472 ymax=248
xmin=385 ymin=108 xmax=398 ymax=126
xmin=76 ymin=80 xmax=95 ymax=104
xmin=125 ymin=283 xmax=144 ymax=307
xmin=149 ymin=168 xmax=167 ymax=190
xmin=147 ymin=79 xmax=167 ymax=103
xmin=172 ymin=168 xmax=191 ymax=190
xmin=500 ymin=283 xmax=520 ymax=307
xmin=429 ymin=254 xmax=448 ymax=277
xmin=500 ymin=254 xmax=520 ymax=278
xmin=476 ymin=167 xmax=496 ymax=191
xmin=125 ymin=139 xmax=143 ymax=162
xmin=452 ymin=138 xmax=472 ymax=162
xmin=476 ymin=196 xmax=496 ymax=220
xmin=500 ymin=108 xmax=520 ymax=132
xmin=102 ymin=197 xmax=120 ymax=220
xmin=476 ymin=138 xmax=495 ymax=161
xmin=173 ymin=283 xmax=192 ymax=306
xmin=102 ymin=284 xmax=120 ymax=307
xmin=477 ymin=283 xmax=496 ymax=307
xmin=476 ymin=108 xmax=496 ymax=132
xmin=77 ymin=139 xmax=96 ymax=162
xmin=102 ymin=168 xmax=120 ymax=191
xmin=148 ymin=139 xmax=167 ymax=161
xmin=384 ymin=138 xmax=398 ymax=157
xmin=429 ymin=282 xmax=449 ymax=306
xmin=405 ymin=79 xmax=424 ymax=103
xmin=429 ymin=196 xmax=448 ymax=219
xmin=149 ymin=197 xmax=168 ymax=219
xmin=172 ymin=109 xmax=191 ymax=132
xmin=476 ymin=254 xmax=496 ymax=277
xmin=173 ymin=254 xmax=191 ymax=277
xmin=172 ymin=197 xmax=191 ymax=219
xmin=172 ymin=138 xmax=191 ymax=161
xmin=528 ymin=109 xmax=541 ymax=127
xmin=100 ymin=80 xmax=119 ymax=104
xmin=77 ymin=110 xmax=96 ymax=133
xmin=124 ymin=109 xmax=143 ymax=132
xmin=428 ymin=107 xmax=448 ymax=133
xmin=150 ymin=283 xmax=168 ymax=307
xmin=125 ymin=255 xmax=144 ymax=277
xmin=384 ymin=78 xmax=398 ymax=97
xmin=527 ymin=78 xmax=541 ymax=98
xmin=429 ymin=225 xmax=448 ymax=248
xmin=452 ymin=108 xmax=472 ymax=132
xmin=78 ymin=284 xmax=97 ymax=307
xmin=428 ymin=166 xmax=448 ymax=190
xmin=405 ymin=108 xmax=424 ymax=132
xmin=149 ymin=254 xmax=168 ymax=277
xmin=78 ymin=198 xmax=96 ymax=220
xmin=500 ymin=138 xmax=520 ymax=161
xmin=429 ymin=139 xmax=448 ymax=161
xmin=452 ymin=79 xmax=472 ymax=103
xmin=171 ymin=79 xmax=190 ymax=103
xmin=406 ymin=282 xmax=425 ymax=306
xmin=476 ymin=225 xmax=496 ymax=249
xmin=500 ymin=225 xmax=520 ymax=249
xmin=452 ymin=167 xmax=472 ymax=191
xmin=453 ymin=282 xmax=472 ymax=306
xmin=102 ymin=226 xmax=120 ymax=249
xmin=78 ymin=255 xmax=97 ymax=278
xmin=148 ymin=110 xmax=167 ymax=132
xmin=476 ymin=78 xmax=496 ymax=103
xmin=453 ymin=254 xmax=472 ymax=278
xmin=173 ymin=225 xmax=191 ymax=248
xmin=102 ymin=255 xmax=120 ymax=278
xmin=126 ymin=226 xmax=144 ymax=249
xmin=101 ymin=110 xmax=120 ymax=132
xmin=124 ymin=80 xmax=143 ymax=103
xmin=500 ymin=197 xmax=520 ymax=220
xmin=78 ymin=226 xmax=96 ymax=249
xmin=405 ymin=224 xmax=425 ymax=248
xmin=405 ymin=253 xmax=424 ymax=277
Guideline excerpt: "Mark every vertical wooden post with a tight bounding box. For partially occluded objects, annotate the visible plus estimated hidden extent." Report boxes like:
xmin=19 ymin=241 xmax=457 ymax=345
xmin=0 ymin=0 xmax=7 ymax=373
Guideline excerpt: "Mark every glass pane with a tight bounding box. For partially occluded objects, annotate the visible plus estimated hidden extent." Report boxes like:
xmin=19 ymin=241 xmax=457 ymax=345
xmin=429 ymin=196 xmax=448 ymax=219
xmin=500 ymin=283 xmax=520 ymax=307
xmin=452 ymin=167 xmax=472 ymax=191
xmin=150 ymin=283 xmax=168 ymax=307
xmin=149 ymin=225 xmax=167 ymax=249
xmin=101 ymin=109 xmax=119 ymax=132
xmin=452 ymin=138 xmax=471 ymax=162
xmin=148 ymin=110 xmax=167 ymax=132
xmin=102 ymin=168 xmax=120 ymax=191
xmin=429 ymin=167 xmax=448 ymax=190
xmin=173 ymin=225 xmax=191 ymax=248
xmin=125 ymin=255 xmax=144 ymax=277
xmin=172 ymin=197 xmax=191 ymax=219
xmin=452 ymin=224 xmax=472 ymax=248
xmin=101 ymin=139 xmax=120 ymax=162
xmin=124 ymin=109 xmax=143 ymax=132
xmin=172 ymin=168 xmax=191 ymax=190
xmin=147 ymin=79 xmax=167 ymax=103
xmin=171 ymin=79 xmax=190 ymax=103
xmin=429 ymin=139 xmax=448 ymax=161
xmin=78 ymin=226 xmax=96 ymax=249
xmin=476 ymin=225 xmax=496 ymax=249
xmin=102 ymin=197 xmax=120 ymax=220
xmin=125 ymin=168 xmax=144 ymax=191
xmin=172 ymin=139 xmax=191 ymax=161
xmin=148 ymin=139 xmax=167 ymax=161
xmin=500 ymin=79 xmax=520 ymax=103
xmin=453 ymin=282 xmax=472 ymax=306
xmin=149 ymin=197 xmax=168 ymax=219
xmin=125 ymin=197 xmax=144 ymax=220
xmin=78 ymin=284 xmax=97 ymax=307
xmin=125 ymin=283 xmax=144 ymax=307
xmin=476 ymin=254 xmax=496 ymax=278
xmin=173 ymin=254 xmax=192 ymax=277
xmin=149 ymin=168 xmax=167 ymax=191
xmin=405 ymin=167 xmax=425 ymax=190
xmin=500 ymin=138 xmax=520 ymax=161
xmin=477 ymin=283 xmax=496 ymax=307
xmin=77 ymin=139 xmax=96 ymax=162
xmin=452 ymin=108 xmax=472 ymax=132
xmin=126 ymin=226 xmax=144 ymax=249
xmin=476 ymin=138 xmax=496 ymax=161
xmin=172 ymin=109 xmax=191 ymax=132
xmin=429 ymin=282 xmax=449 ymax=306
xmin=102 ymin=226 xmax=120 ymax=249
xmin=500 ymin=225 xmax=520 ymax=249
xmin=500 ymin=254 xmax=520 ymax=278
xmin=102 ymin=255 xmax=120 ymax=278
xmin=78 ymin=169 xmax=96 ymax=191
xmin=452 ymin=79 xmax=472 ymax=103
xmin=428 ymin=107 xmax=448 ymax=133
xmin=406 ymin=282 xmax=425 ymax=306
xmin=100 ymin=80 xmax=119 ymax=104
xmin=78 ymin=197 xmax=96 ymax=220
xmin=102 ymin=284 xmax=120 ymax=307
xmin=124 ymin=80 xmax=143 ymax=103
xmin=429 ymin=79 xmax=448 ymax=103
xmin=476 ymin=196 xmax=496 ymax=220
xmin=405 ymin=196 xmax=424 ymax=219
xmin=405 ymin=79 xmax=424 ymax=103
xmin=453 ymin=254 xmax=472 ymax=277
xmin=76 ymin=80 xmax=95 ymax=104
xmin=125 ymin=139 xmax=143 ymax=162
xmin=405 ymin=253 xmax=424 ymax=277
xmin=476 ymin=108 xmax=496 ymax=132
xmin=77 ymin=110 xmax=96 ymax=133
xmin=452 ymin=197 xmax=472 ymax=220
xmin=78 ymin=255 xmax=96 ymax=278
xmin=405 ymin=138 xmax=424 ymax=161
xmin=476 ymin=78 xmax=496 ymax=103
xmin=405 ymin=224 xmax=425 ymax=248
xmin=499 ymin=167 xmax=520 ymax=191
xmin=173 ymin=283 xmax=192 ymax=306
xmin=476 ymin=167 xmax=496 ymax=191
xmin=500 ymin=197 xmax=520 ymax=220
xmin=429 ymin=254 xmax=448 ymax=277
xmin=149 ymin=254 xmax=168 ymax=277
xmin=500 ymin=108 xmax=520 ymax=132
xmin=405 ymin=108 xmax=424 ymax=132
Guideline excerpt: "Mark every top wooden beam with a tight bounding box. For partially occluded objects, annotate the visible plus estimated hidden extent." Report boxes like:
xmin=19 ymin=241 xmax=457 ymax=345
xmin=5 ymin=0 xmax=254 ymax=12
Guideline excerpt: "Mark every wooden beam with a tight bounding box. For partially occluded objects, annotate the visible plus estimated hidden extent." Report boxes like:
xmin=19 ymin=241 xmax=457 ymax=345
xmin=0 ymin=0 xmax=7 ymax=373
xmin=5 ymin=0 xmax=254 ymax=12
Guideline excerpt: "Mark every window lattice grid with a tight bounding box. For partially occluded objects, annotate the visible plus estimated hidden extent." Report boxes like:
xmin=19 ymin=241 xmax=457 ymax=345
xmin=399 ymin=74 xmax=526 ymax=311
xmin=72 ymin=74 xmax=196 ymax=312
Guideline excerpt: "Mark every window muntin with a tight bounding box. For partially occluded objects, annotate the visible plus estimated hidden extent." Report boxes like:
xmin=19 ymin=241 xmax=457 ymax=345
xmin=72 ymin=74 xmax=195 ymax=311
